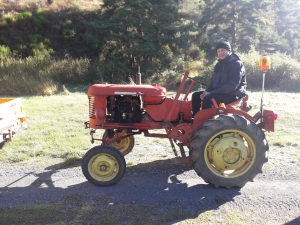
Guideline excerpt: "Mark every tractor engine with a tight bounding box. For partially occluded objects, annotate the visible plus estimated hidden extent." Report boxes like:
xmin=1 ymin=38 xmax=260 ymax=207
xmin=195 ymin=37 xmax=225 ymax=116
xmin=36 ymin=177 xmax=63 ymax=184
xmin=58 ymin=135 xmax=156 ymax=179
xmin=87 ymin=83 xmax=167 ymax=128
xmin=107 ymin=95 xmax=143 ymax=123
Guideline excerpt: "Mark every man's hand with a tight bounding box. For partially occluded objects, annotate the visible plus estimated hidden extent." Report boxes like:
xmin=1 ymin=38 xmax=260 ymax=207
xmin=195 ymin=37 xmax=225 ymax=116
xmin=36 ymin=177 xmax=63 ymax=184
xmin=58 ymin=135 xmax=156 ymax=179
xmin=200 ymin=91 xmax=210 ymax=101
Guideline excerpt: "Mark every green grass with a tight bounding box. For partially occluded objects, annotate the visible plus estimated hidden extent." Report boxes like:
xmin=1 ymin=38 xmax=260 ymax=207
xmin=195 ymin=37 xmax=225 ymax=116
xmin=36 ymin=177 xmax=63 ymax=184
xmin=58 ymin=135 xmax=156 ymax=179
xmin=0 ymin=91 xmax=91 ymax=165
xmin=247 ymin=90 xmax=300 ymax=147
xmin=0 ymin=90 xmax=298 ymax=165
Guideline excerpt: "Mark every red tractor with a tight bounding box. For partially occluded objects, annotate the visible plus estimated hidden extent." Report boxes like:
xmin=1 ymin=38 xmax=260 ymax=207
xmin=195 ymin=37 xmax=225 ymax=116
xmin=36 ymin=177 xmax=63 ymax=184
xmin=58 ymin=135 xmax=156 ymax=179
xmin=82 ymin=62 xmax=277 ymax=188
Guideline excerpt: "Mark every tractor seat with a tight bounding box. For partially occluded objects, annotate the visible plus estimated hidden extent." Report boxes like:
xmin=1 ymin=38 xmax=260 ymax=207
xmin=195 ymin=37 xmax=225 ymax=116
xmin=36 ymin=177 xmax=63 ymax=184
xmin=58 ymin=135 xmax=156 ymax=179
xmin=226 ymin=94 xmax=251 ymax=112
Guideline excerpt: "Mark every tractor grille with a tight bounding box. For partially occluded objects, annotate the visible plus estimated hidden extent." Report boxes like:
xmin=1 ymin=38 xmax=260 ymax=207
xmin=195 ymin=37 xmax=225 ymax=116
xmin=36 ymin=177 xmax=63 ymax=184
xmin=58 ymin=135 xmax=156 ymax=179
xmin=88 ymin=95 xmax=96 ymax=118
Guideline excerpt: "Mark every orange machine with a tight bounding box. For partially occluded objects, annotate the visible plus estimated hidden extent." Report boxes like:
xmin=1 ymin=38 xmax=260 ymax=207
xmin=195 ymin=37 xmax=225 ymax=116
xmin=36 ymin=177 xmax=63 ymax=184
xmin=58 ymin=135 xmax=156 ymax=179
xmin=82 ymin=60 xmax=277 ymax=189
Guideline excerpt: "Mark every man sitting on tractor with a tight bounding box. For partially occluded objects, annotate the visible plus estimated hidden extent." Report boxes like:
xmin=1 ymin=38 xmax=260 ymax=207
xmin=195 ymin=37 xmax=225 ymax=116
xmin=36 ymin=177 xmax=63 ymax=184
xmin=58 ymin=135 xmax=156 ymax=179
xmin=191 ymin=40 xmax=247 ymax=116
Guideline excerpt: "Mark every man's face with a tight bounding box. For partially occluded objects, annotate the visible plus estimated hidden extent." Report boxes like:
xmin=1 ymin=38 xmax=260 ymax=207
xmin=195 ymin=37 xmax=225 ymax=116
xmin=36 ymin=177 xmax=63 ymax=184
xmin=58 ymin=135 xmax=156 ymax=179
xmin=217 ymin=48 xmax=230 ymax=60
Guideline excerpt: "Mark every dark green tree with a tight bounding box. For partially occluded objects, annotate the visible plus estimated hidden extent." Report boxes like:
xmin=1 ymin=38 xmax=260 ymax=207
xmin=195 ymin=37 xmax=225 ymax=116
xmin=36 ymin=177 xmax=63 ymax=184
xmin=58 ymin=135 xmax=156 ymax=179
xmin=196 ymin=0 xmax=277 ymax=55
xmin=274 ymin=0 xmax=300 ymax=55
xmin=82 ymin=0 xmax=196 ymax=82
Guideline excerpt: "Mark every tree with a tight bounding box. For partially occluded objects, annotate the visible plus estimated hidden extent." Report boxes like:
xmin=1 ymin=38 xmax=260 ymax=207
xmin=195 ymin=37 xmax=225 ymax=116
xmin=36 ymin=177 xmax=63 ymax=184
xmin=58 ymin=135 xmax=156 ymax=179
xmin=196 ymin=0 xmax=277 ymax=54
xmin=82 ymin=0 xmax=196 ymax=82
xmin=274 ymin=0 xmax=300 ymax=55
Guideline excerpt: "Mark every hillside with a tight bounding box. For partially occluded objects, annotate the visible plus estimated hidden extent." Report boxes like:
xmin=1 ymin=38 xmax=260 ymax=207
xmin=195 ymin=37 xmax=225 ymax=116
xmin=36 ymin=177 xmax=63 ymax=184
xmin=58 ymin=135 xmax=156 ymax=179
xmin=1 ymin=0 xmax=300 ymax=95
xmin=0 ymin=0 xmax=104 ymax=59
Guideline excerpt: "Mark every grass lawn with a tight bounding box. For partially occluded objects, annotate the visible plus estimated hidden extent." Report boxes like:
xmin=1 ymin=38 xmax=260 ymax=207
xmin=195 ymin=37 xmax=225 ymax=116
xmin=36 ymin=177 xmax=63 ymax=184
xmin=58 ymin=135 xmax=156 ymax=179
xmin=0 ymin=89 xmax=298 ymax=164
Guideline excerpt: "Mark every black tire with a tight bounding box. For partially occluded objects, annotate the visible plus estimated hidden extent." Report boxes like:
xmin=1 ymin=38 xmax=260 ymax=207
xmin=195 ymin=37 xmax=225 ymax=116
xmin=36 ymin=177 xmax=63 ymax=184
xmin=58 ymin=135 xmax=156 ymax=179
xmin=82 ymin=145 xmax=126 ymax=186
xmin=190 ymin=114 xmax=268 ymax=188
xmin=102 ymin=131 xmax=135 ymax=156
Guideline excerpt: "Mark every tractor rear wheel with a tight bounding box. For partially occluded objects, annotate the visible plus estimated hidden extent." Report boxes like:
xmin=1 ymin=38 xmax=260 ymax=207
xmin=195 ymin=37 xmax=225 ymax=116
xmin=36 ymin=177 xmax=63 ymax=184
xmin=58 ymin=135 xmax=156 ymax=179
xmin=82 ymin=145 xmax=126 ymax=186
xmin=190 ymin=114 xmax=268 ymax=188
xmin=102 ymin=131 xmax=135 ymax=155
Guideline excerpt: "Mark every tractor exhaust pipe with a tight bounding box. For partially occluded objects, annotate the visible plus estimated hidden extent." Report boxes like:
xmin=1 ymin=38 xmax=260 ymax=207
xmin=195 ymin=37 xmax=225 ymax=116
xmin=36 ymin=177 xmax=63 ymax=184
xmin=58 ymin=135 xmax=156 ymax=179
xmin=136 ymin=66 xmax=141 ymax=85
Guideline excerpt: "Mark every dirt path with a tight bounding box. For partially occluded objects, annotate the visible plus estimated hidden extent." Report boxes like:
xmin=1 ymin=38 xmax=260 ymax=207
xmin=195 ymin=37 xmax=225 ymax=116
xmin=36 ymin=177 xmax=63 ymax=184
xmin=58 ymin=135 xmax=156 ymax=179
xmin=0 ymin=145 xmax=300 ymax=225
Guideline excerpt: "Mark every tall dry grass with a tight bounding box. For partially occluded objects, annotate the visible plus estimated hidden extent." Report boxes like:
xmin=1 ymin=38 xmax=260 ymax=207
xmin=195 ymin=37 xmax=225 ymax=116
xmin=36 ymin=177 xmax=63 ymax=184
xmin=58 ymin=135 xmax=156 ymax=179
xmin=0 ymin=56 xmax=91 ymax=95
xmin=1 ymin=52 xmax=300 ymax=96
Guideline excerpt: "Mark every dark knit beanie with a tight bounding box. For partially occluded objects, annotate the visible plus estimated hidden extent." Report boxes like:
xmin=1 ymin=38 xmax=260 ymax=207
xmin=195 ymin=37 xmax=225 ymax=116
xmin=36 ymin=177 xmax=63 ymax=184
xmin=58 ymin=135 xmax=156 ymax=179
xmin=216 ymin=40 xmax=231 ymax=52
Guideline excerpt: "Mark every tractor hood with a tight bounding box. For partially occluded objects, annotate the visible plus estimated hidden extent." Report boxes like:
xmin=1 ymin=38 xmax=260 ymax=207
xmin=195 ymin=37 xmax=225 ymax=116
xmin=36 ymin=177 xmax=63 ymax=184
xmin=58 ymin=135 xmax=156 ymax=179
xmin=88 ymin=83 xmax=167 ymax=104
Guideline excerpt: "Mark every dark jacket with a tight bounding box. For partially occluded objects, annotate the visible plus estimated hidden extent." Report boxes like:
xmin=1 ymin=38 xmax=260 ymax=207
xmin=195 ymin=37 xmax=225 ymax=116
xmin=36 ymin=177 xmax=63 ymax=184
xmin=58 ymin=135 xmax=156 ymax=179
xmin=205 ymin=53 xmax=247 ymax=98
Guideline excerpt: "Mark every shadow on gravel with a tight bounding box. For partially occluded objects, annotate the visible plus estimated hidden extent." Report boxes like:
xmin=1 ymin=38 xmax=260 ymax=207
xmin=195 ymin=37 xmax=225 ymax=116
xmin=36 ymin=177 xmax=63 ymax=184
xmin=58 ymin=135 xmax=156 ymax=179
xmin=0 ymin=158 xmax=241 ymax=224
xmin=285 ymin=217 xmax=300 ymax=225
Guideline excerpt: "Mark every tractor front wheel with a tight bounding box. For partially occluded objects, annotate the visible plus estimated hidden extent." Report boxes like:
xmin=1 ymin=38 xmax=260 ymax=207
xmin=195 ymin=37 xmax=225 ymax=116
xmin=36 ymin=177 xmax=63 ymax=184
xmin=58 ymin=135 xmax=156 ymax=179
xmin=190 ymin=114 xmax=268 ymax=188
xmin=82 ymin=145 xmax=126 ymax=186
xmin=102 ymin=131 xmax=135 ymax=155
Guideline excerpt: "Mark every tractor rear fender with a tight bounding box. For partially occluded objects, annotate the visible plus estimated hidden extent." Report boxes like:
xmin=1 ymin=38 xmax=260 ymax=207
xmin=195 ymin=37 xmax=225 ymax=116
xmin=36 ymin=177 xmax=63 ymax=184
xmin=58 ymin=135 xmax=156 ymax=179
xmin=261 ymin=109 xmax=277 ymax=132
xmin=192 ymin=108 xmax=255 ymax=132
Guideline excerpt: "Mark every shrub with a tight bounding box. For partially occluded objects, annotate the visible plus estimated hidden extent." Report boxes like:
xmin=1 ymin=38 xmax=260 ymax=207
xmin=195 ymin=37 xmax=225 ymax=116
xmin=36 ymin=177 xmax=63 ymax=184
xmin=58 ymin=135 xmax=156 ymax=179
xmin=17 ymin=11 xmax=32 ymax=22
xmin=156 ymin=70 xmax=183 ymax=89
xmin=34 ymin=9 xmax=45 ymax=31
xmin=63 ymin=29 xmax=76 ymax=38
xmin=239 ymin=47 xmax=300 ymax=91
xmin=199 ymin=63 xmax=215 ymax=87
xmin=4 ymin=14 xmax=13 ymax=25
xmin=29 ymin=36 xmax=54 ymax=57
xmin=29 ymin=34 xmax=42 ymax=43
xmin=0 ymin=45 xmax=11 ymax=60
xmin=0 ymin=36 xmax=6 ymax=44
xmin=73 ymin=0 xmax=82 ymax=10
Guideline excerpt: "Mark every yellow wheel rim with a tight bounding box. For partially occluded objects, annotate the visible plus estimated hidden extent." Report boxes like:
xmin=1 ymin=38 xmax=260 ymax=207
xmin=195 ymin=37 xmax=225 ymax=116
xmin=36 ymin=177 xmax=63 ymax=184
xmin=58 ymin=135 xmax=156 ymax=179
xmin=88 ymin=153 xmax=119 ymax=182
xmin=110 ymin=133 xmax=131 ymax=153
xmin=204 ymin=129 xmax=256 ymax=178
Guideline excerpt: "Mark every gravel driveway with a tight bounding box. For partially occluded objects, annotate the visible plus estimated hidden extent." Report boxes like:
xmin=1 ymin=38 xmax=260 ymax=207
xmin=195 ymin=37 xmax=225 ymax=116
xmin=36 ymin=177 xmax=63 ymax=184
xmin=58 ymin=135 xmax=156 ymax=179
xmin=0 ymin=141 xmax=299 ymax=225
